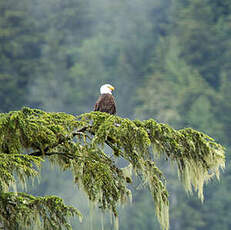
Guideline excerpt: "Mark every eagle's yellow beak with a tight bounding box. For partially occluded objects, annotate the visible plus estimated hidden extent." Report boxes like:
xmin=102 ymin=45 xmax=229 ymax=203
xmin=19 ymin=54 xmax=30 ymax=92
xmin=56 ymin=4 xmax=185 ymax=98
xmin=109 ymin=86 xmax=114 ymax=91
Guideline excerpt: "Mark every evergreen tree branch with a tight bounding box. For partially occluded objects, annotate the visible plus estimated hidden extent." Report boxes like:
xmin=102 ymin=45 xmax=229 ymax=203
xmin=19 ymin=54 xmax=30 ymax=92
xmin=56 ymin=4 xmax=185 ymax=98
xmin=0 ymin=154 xmax=42 ymax=192
xmin=0 ymin=107 xmax=225 ymax=230
xmin=0 ymin=192 xmax=82 ymax=230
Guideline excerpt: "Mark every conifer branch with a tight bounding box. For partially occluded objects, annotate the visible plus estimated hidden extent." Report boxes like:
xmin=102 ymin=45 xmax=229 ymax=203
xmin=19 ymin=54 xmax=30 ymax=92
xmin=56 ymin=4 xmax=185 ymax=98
xmin=0 ymin=108 xmax=225 ymax=230
xmin=0 ymin=192 xmax=82 ymax=230
xmin=74 ymin=125 xmax=118 ymax=153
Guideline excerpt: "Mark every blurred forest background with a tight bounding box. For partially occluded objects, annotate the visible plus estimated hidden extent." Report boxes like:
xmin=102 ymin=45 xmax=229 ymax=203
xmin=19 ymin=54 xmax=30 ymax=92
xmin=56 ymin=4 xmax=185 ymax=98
xmin=1 ymin=0 xmax=231 ymax=229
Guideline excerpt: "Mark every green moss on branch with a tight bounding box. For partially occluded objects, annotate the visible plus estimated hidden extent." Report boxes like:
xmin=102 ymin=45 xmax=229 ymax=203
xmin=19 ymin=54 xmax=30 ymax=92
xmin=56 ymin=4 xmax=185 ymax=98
xmin=0 ymin=107 xmax=225 ymax=230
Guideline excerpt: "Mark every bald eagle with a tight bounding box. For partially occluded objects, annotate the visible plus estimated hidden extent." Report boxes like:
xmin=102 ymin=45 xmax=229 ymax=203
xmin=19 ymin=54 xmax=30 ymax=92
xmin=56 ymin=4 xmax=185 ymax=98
xmin=94 ymin=84 xmax=116 ymax=115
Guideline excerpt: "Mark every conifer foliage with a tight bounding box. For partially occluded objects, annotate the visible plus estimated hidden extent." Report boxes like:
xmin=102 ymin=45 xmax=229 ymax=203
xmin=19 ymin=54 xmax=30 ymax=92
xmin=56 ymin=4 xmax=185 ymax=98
xmin=0 ymin=107 xmax=225 ymax=230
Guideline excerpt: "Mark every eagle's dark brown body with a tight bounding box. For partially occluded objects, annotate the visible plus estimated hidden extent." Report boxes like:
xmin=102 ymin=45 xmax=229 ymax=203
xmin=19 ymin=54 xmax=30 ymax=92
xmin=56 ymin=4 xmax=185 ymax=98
xmin=94 ymin=93 xmax=116 ymax=115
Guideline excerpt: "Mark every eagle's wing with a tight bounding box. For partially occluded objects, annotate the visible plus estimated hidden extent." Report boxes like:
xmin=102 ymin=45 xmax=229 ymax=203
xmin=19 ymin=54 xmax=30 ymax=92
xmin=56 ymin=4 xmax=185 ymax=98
xmin=94 ymin=94 xmax=116 ymax=115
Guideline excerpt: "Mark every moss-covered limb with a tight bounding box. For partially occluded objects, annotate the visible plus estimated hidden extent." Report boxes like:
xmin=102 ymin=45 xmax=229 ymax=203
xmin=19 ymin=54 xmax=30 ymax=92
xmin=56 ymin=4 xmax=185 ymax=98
xmin=140 ymin=119 xmax=225 ymax=200
xmin=77 ymin=112 xmax=151 ymax=167
xmin=0 ymin=107 xmax=82 ymax=155
xmin=177 ymin=128 xmax=225 ymax=200
xmin=0 ymin=154 xmax=42 ymax=192
xmin=0 ymin=192 xmax=82 ymax=230
xmin=0 ymin=108 xmax=226 ymax=230
xmin=77 ymin=112 xmax=224 ymax=220
xmin=77 ymin=113 xmax=169 ymax=229
xmin=47 ymin=145 xmax=132 ymax=217
xmin=78 ymin=113 xmax=224 ymax=188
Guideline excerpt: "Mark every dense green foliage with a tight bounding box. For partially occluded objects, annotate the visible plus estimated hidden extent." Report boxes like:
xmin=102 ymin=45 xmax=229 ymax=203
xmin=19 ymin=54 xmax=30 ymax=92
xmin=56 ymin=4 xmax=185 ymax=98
xmin=1 ymin=0 xmax=231 ymax=229
xmin=0 ymin=108 xmax=225 ymax=229
xmin=0 ymin=192 xmax=81 ymax=230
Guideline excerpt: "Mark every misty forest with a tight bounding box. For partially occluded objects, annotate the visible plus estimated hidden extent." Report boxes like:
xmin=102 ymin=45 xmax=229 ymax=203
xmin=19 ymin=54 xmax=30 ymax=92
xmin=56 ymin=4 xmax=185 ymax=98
xmin=1 ymin=0 xmax=231 ymax=229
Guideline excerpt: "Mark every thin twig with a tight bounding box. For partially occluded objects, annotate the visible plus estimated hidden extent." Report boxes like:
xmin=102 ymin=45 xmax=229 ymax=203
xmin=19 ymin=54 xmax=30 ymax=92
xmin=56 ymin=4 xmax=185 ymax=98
xmin=29 ymin=151 xmax=66 ymax=157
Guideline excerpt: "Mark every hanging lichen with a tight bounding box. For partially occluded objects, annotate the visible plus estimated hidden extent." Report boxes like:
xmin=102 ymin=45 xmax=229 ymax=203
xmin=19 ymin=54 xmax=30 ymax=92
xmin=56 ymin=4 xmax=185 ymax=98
xmin=0 ymin=107 xmax=225 ymax=230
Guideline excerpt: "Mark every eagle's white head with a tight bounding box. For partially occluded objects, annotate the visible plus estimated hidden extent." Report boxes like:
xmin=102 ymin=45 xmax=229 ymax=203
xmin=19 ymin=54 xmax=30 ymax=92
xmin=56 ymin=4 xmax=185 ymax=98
xmin=100 ymin=84 xmax=115 ymax=95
